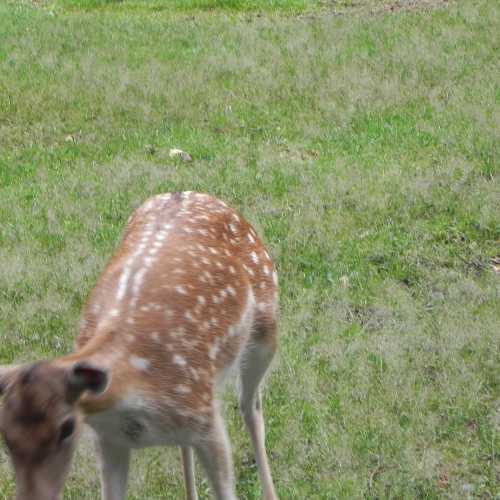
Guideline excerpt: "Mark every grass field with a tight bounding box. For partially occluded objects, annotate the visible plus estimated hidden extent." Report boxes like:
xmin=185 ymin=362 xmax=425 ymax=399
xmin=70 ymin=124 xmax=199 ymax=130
xmin=0 ymin=0 xmax=499 ymax=498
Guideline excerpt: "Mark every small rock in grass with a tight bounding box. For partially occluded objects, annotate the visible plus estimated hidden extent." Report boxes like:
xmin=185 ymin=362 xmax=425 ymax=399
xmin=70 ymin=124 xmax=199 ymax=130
xmin=491 ymin=256 xmax=500 ymax=274
xmin=169 ymin=148 xmax=192 ymax=162
xmin=339 ymin=275 xmax=349 ymax=288
xmin=241 ymin=451 xmax=256 ymax=468
xmin=462 ymin=483 xmax=474 ymax=493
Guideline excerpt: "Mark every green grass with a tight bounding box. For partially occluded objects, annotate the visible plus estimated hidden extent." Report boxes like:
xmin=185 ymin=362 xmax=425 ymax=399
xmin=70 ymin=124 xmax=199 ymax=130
xmin=1 ymin=0 xmax=499 ymax=498
xmin=55 ymin=0 xmax=314 ymax=13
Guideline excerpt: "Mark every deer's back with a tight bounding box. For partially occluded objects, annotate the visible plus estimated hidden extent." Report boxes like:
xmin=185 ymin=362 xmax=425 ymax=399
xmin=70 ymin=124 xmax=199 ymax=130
xmin=74 ymin=192 xmax=278 ymax=435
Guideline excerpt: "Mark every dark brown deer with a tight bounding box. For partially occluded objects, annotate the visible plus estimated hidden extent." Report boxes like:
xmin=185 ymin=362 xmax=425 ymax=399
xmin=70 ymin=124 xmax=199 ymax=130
xmin=0 ymin=192 xmax=279 ymax=500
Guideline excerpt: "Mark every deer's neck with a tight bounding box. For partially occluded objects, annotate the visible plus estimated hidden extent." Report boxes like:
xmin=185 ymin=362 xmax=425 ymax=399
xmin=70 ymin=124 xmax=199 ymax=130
xmin=58 ymin=329 xmax=133 ymax=415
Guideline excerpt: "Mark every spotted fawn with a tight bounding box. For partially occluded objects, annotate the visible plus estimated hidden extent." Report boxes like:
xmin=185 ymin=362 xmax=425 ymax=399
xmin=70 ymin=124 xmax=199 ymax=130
xmin=0 ymin=192 xmax=279 ymax=500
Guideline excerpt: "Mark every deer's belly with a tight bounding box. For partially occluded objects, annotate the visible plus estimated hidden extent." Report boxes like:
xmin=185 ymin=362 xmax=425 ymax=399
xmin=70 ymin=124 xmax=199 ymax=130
xmin=85 ymin=406 xmax=200 ymax=449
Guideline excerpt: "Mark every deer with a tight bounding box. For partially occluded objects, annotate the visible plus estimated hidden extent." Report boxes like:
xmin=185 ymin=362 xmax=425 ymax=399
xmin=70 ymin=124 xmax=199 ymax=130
xmin=0 ymin=191 xmax=279 ymax=500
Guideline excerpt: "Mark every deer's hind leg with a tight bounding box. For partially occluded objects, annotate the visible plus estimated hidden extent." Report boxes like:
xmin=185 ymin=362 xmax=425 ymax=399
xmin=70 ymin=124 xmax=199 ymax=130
xmin=238 ymin=318 xmax=278 ymax=500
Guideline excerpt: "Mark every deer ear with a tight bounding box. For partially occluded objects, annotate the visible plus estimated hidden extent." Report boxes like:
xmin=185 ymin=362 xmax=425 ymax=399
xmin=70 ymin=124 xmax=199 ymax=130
xmin=66 ymin=362 xmax=109 ymax=402
xmin=0 ymin=365 xmax=21 ymax=395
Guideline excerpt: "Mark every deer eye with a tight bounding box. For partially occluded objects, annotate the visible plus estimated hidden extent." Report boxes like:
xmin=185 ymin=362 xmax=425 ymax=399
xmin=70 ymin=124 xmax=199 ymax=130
xmin=59 ymin=418 xmax=75 ymax=443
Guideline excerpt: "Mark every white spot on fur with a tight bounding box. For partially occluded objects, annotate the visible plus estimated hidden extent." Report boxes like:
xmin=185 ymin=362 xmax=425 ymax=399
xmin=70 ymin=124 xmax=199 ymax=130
xmin=272 ymin=270 xmax=278 ymax=285
xmin=129 ymin=356 xmax=150 ymax=371
xmin=176 ymin=285 xmax=187 ymax=295
xmin=175 ymin=385 xmax=191 ymax=394
xmin=243 ymin=264 xmax=255 ymax=277
xmin=110 ymin=308 xmax=120 ymax=317
xmin=250 ymin=251 xmax=259 ymax=264
xmin=142 ymin=199 xmax=155 ymax=212
xmin=116 ymin=267 xmax=131 ymax=301
xmin=248 ymin=233 xmax=256 ymax=244
xmin=197 ymin=296 xmax=206 ymax=305
xmin=170 ymin=326 xmax=186 ymax=338
xmin=226 ymin=285 xmax=236 ymax=297
xmin=229 ymin=265 xmax=236 ymax=274
xmin=209 ymin=339 xmax=220 ymax=360
xmin=173 ymin=354 xmax=187 ymax=367
xmin=189 ymin=367 xmax=200 ymax=381
xmin=181 ymin=337 xmax=199 ymax=349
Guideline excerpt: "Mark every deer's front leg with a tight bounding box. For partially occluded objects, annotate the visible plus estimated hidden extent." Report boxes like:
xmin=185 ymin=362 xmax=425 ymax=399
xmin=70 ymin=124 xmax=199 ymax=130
xmin=95 ymin=436 xmax=131 ymax=500
xmin=181 ymin=446 xmax=198 ymax=500
xmin=194 ymin=410 xmax=237 ymax=500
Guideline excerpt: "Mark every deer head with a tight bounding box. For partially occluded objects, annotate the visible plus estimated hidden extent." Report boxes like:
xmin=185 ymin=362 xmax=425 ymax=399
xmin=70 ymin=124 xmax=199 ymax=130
xmin=0 ymin=361 xmax=108 ymax=500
